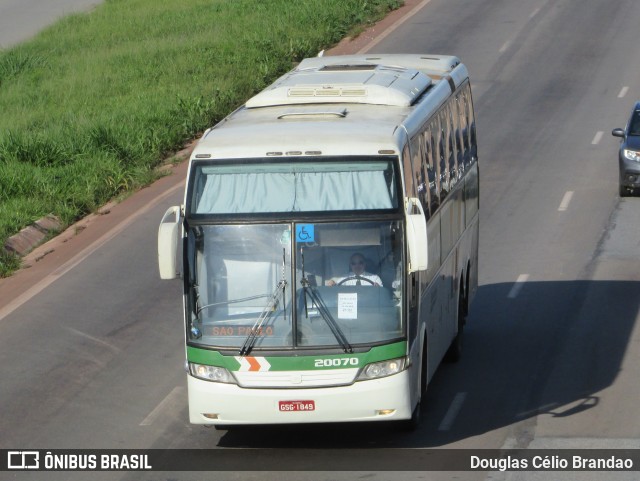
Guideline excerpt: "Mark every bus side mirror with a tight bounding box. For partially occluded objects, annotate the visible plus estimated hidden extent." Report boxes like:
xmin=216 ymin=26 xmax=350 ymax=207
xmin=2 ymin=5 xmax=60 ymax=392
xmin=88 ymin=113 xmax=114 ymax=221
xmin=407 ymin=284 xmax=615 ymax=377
xmin=158 ymin=205 xmax=182 ymax=280
xmin=405 ymin=197 xmax=428 ymax=273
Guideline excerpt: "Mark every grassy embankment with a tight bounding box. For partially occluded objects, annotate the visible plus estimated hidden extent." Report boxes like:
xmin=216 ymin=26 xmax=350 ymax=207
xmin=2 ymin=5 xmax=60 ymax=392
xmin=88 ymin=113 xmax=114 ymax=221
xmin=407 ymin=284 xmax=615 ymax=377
xmin=0 ymin=0 xmax=402 ymax=277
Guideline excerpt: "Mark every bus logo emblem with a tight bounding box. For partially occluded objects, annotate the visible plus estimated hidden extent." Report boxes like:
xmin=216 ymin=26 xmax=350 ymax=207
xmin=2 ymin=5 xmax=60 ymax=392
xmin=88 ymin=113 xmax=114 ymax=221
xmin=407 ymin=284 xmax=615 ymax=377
xmin=235 ymin=356 xmax=271 ymax=372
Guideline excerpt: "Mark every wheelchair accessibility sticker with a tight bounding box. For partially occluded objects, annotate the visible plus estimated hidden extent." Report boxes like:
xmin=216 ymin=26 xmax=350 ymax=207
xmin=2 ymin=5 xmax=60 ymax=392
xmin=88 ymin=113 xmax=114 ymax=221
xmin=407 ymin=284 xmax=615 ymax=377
xmin=296 ymin=224 xmax=315 ymax=243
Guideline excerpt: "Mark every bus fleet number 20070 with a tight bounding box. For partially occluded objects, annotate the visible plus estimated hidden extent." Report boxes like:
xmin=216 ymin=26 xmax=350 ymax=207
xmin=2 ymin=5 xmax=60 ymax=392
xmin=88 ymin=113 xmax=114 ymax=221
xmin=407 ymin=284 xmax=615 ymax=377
xmin=314 ymin=358 xmax=359 ymax=368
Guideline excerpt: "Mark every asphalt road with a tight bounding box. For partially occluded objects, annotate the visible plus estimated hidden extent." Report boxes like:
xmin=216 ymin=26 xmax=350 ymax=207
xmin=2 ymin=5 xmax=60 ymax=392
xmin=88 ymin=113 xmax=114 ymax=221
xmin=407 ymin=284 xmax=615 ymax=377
xmin=0 ymin=0 xmax=102 ymax=49
xmin=1 ymin=0 xmax=640 ymax=480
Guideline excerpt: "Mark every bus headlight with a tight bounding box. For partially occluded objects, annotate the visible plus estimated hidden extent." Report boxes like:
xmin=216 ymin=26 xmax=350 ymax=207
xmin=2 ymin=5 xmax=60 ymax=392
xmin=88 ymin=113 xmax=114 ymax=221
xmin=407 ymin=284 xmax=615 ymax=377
xmin=356 ymin=357 xmax=408 ymax=381
xmin=189 ymin=363 xmax=237 ymax=384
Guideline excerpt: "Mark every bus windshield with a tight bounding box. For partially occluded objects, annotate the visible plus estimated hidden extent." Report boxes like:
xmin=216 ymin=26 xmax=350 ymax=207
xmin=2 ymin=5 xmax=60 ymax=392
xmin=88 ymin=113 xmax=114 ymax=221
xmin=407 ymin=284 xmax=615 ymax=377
xmin=188 ymin=157 xmax=399 ymax=215
xmin=185 ymin=221 xmax=404 ymax=351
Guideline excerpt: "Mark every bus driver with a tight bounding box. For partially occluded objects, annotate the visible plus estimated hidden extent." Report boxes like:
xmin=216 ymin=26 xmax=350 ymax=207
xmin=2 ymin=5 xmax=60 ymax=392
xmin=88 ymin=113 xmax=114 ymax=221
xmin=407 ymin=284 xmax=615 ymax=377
xmin=325 ymin=253 xmax=383 ymax=287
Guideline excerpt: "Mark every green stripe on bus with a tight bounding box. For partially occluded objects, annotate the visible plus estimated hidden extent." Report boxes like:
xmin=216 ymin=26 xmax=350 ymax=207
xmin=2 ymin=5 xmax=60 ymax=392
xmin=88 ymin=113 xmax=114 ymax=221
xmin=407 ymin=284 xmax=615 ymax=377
xmin=187 ymin=341 xmax=407 ymax=371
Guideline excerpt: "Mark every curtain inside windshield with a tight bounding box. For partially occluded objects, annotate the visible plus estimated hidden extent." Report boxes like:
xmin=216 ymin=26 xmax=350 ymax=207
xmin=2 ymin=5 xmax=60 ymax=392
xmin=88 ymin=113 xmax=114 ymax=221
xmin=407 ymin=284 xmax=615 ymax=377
xmin=192 ymin=159 xmax=398 ymax=214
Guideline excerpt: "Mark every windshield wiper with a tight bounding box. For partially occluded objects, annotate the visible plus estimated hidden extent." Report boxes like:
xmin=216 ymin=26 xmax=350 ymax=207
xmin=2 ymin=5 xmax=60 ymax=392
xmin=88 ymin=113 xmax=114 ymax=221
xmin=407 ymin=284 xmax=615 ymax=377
xmin=239 ymin=248 xmax=289 ymax=356
xmin=239 ymin=280 xmax=287 ymax=356
xmin=303 ymin=286 xmax=353 ymax=354
xmin=299 ymin=248 xmax=352 ymax=353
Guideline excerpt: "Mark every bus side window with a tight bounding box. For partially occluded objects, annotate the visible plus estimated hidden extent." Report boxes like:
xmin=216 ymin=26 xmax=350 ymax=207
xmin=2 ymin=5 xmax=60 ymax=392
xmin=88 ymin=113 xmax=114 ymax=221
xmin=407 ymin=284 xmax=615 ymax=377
xmin=420 ymin=131 xmax=431 ymax=220
xmin=411 ymin=136 xmax=429 ymax=220
xmin=447 ymin=104 xmax=457 ymax=187
xmin=459 ymin=88 xmax=470 ymax=171
xmin=454 ymin=94 xmax=464 ymax=178
xmin=467 ymin=85 xmax=477 ymax=160
xmin=402 ymin=145 xmax=416 ymax=200
xmin=423 ymin=125 xmax=439 ymax=215
xmin=429 ymin=122 xmax=440 ymax=213
xmin=438 ymin=111 xmax=449 ymax=203
xmin=421 ymin=137 xmax=430 ymax=215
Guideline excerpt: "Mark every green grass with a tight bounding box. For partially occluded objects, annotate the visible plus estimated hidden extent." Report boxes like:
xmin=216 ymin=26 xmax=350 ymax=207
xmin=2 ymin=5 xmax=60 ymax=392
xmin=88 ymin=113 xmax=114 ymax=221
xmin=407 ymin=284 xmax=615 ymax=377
xmin=0 ymin=0 xmax=402 ymax=277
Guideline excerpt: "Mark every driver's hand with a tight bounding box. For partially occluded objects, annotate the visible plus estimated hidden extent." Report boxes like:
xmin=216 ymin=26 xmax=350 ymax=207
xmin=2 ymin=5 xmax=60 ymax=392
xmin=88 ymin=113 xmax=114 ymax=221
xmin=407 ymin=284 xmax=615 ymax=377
xmin=325 ymin=280 xmax=336 ymax=287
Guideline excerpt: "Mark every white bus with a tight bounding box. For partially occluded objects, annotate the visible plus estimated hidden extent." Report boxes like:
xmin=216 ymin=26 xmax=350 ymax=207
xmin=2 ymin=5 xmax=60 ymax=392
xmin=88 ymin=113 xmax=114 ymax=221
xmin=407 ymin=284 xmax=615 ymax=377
xmin=158 ymin=54 xmax=478 ymax=429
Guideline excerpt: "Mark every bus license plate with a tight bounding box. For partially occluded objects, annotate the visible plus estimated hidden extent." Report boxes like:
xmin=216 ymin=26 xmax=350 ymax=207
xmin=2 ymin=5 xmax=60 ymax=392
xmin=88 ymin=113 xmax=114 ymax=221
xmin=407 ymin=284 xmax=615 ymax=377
xmin=279 ymin=400 xmax=315 ymax=412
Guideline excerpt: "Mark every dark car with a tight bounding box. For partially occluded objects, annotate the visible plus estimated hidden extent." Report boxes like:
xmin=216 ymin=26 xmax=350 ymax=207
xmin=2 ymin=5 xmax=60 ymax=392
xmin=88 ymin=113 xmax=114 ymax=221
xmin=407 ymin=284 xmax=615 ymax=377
xmin=612 ymin=102 xmax=640 ymax=197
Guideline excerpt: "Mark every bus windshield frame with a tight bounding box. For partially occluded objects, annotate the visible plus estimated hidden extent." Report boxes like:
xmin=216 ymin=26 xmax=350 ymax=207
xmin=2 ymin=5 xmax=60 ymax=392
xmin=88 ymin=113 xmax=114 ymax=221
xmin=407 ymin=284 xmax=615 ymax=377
xmin=183 ymin=220 xmax=405 ymax=353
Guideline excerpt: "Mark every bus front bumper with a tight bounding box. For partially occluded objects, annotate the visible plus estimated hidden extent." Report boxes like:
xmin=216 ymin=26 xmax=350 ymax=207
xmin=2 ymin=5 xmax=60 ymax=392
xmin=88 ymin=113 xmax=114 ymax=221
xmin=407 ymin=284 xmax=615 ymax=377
xmin=188 ymin=370 xmax=413 ymax=425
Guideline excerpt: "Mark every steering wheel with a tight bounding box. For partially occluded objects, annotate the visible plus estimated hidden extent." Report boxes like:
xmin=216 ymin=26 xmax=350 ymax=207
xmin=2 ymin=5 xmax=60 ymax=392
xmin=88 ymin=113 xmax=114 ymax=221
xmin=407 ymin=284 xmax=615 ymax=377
xmin=337 ymin=276 xmax=376 ymax=286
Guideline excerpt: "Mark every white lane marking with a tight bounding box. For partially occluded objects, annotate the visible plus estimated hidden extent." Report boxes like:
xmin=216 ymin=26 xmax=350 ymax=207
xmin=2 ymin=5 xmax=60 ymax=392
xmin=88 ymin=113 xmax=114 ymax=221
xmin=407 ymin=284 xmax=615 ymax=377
xmin=140 ymin=386 xmax=185 ymax=426
xmin=618 ymin=86 xmax=629 ymax=98
xmin=507 ymin=274 xmax=529 ymax=299
xmin=499 ymin=39 xmax=512 ymax=54
xmin=358 ymin=0 xmax=434 ymax=54
xmin=529 ymin=7 xmax=541 ymax=19
xmin=558 ymin=191 xmax=574 ymax=212
xmin=591 ymin=131 xmax=603 ymax=145
xmin=0 ymin=180 xmax=183 ymax=323
xmin=65 ymin=326 xmax=120 ymax=353
xmin=438 ymin=392 xmax=467 ymax=431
